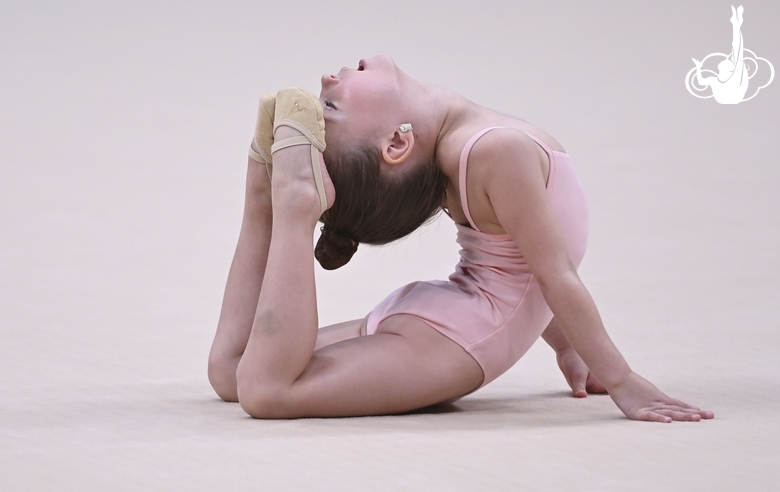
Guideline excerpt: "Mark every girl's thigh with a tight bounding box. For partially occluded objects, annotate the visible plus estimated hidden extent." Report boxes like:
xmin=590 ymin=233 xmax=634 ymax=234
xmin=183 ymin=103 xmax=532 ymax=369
xmin=314 ymin=317 xmax=367 ymax=350
xmin=284 ymin=314 xmax=484 ymax=418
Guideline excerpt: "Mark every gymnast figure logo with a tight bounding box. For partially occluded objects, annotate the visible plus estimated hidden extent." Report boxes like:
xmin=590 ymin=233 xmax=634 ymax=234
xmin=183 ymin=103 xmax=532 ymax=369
xmin=685 ymin=5 xmax=774 ymax=104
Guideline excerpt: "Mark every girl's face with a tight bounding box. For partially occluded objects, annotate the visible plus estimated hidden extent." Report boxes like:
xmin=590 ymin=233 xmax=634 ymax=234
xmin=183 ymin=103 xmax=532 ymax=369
xmin=319 ymin=55 xmax=406 ymax=150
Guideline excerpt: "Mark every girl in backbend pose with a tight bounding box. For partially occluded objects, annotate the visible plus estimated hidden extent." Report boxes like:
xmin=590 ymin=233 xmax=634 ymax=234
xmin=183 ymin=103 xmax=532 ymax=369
xmin=207 ymin=55 xmax=714 ymax=422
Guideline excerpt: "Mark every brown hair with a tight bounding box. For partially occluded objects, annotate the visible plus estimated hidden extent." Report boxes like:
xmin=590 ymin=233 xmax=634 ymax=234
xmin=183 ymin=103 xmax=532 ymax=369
xmin=315 ymin=145 xmax=448 ymax=270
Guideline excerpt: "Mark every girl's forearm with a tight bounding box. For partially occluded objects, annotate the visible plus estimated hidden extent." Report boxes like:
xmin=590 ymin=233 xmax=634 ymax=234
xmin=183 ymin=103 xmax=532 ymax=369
xmin=540 ymin=272 xmax=632 ymax=390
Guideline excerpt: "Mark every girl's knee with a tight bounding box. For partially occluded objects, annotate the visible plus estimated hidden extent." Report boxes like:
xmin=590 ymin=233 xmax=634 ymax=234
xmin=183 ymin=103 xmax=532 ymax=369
xmin=234 ymin=358 xmax=293 ymax=418
xmin=207 ymin=353 xmax=239 ymax=402
xmin=235 ymin=378 xmax=293 ymax=419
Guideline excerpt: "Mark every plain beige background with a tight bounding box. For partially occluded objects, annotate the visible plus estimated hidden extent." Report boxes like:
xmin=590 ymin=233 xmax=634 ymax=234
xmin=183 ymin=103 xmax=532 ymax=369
xmin=1 ymin=1 xmax=778 ymax=490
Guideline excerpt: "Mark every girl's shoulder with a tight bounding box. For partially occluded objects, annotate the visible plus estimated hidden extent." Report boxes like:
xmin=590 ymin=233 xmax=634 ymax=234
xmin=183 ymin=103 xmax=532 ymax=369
xmin=441 ymin=124 xmax=555 ymax=234
xmin=465 ymin=128 xmax=551 ymax=186
xmin=440 ymin=114 xmax=566 ymax=166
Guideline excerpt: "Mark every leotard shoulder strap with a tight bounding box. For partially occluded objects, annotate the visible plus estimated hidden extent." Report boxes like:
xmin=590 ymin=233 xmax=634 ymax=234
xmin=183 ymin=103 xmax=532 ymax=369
xmin=458 ymin=127 xmax=505 ymax=232
xmin=458 ymin=127 xmax=555 ymax=232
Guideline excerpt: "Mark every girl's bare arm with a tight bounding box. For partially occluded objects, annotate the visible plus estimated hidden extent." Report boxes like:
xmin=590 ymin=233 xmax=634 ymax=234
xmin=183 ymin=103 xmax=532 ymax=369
xmin=478 ymin=131 xmax=713 ymax=422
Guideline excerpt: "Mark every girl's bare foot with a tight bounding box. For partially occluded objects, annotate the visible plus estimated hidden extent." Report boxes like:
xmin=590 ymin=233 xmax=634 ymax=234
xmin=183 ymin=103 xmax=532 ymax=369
xmin=244 ymin=156 xmax=274 ymax=218
xmin=270 ymin=125 xmax=336 ymax=223
xmin=556 ymin=347 xmax=608 ymax=398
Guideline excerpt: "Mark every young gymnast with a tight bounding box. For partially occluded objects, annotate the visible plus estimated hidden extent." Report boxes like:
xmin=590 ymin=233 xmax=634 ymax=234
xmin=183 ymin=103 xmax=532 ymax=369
xmin=208 ymin=55 xmax=714 ymax=422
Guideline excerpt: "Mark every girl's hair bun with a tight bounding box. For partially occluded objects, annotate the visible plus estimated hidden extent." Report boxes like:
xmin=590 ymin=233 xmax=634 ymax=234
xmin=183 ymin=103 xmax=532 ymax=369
xmin=315 ymin=225 xmax=359 ymax=270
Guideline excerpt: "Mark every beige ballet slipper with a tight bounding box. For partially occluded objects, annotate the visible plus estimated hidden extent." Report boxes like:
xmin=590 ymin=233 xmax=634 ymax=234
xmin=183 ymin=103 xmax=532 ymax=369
xmin=248 ymin=91 xmax=276 ymax=177
xmin=271 ymin=87 xmax=328 ymax=213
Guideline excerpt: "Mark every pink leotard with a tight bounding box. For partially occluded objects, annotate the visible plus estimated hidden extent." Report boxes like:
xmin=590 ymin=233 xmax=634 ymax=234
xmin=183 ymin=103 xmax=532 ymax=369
xmin=366 ymin=127 xmax=589 ymax=391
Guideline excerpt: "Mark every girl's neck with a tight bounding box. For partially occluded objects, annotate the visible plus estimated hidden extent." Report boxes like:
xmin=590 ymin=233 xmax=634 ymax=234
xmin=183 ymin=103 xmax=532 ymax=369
xmin=403 ymin=79 xmax=479 ymax=160
xmin=407 ymin=81 xmax=486 ymax=182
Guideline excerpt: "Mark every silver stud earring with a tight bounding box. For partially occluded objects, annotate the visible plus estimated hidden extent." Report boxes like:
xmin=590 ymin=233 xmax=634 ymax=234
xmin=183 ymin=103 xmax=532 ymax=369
xmin=399 ymin=123 xmax=413 ymax=133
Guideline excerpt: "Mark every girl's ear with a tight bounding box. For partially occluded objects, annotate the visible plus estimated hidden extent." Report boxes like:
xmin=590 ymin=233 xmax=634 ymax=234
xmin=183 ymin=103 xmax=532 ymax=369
xmin=382 ymin=128 xmax=415 ymax=165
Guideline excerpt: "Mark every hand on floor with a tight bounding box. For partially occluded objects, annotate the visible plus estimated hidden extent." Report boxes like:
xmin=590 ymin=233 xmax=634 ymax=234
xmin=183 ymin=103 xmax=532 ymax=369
xmin=609 ymin=371 xmax=715 ymax=423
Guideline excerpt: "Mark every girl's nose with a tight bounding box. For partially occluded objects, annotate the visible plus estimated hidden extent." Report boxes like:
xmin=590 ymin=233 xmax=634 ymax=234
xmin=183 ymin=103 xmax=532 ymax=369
xmin=321 ymin=73 xmax=339 ymax=87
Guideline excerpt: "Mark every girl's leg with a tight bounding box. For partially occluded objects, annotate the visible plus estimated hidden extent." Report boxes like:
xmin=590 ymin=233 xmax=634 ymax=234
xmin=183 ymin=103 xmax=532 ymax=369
xmin=313 ymin=318 xmax=366 ymax=351
xmin=235 ymin=127 xmax=483 ymax=418
xmin=207 ymin=157 xmax=365 ymax=402
xmin=542 ymin=317 xmax=607 ymax=397
xmin=208 ymin=157 xmax=274 ymax=402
